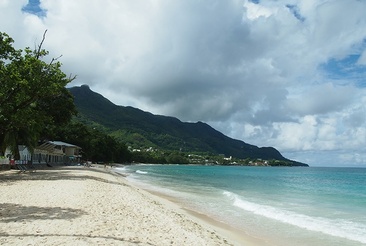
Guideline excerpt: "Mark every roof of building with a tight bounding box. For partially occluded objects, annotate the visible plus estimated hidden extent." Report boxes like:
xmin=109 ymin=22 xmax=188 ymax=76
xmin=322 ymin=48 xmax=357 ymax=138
xmin=37 ymin=141 xmax=81 ymax=152
xmin=48 ymin=141 xmax=80 ymax=148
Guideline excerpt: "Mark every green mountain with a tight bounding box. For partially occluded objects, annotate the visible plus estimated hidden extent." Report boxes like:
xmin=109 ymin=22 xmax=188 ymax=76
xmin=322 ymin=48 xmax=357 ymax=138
xmin=69 ymin=85 xmax=308 ymax=166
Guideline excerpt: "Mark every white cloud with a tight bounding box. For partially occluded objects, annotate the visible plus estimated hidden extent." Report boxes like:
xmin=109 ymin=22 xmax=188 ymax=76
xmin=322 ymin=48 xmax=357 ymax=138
xmin=244 ymin=0 xmax=275 ymax=20
xmin=358 ymin=50 xmax=366 ymax=65
xmin=2 ymin=0 xmax=366 ymax=166
xmin=286 ymin=83 xmax=356 ymax=116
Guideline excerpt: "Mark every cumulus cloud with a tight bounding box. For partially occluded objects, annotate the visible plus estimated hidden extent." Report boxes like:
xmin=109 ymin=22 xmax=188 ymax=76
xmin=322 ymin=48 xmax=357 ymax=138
xmin=286 ymin=83 xmax=356 ymax=116
xmin=1 ymin=0 xmax=366 ymax=166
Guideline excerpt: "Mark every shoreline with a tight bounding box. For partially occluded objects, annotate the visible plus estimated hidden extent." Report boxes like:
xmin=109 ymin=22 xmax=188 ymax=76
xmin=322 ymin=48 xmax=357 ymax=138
xmin=105 ymin=165 xmax=271 ymax=245
xmin=132 ymin=181 xmax=271 ymax=246
xmin=117 ymin=164 xmax=366 ymax=246
xmin=0 ymin=165 xmax=264 ymax=245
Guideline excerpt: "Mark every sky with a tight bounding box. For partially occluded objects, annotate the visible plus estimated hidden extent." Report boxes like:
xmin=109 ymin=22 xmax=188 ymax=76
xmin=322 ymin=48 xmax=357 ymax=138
xmin=1 ymin=0 xmax=366 ymax=167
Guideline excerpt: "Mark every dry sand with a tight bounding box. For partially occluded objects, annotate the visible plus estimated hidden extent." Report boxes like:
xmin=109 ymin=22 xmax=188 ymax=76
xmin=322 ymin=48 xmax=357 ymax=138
xmin=0 ymin=166 xmax=263 ymax=245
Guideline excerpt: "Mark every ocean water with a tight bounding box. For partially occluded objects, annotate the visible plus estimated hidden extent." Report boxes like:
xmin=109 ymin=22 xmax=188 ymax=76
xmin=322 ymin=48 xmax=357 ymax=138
xmin=115 ymin=165 xmax=366 ymax=246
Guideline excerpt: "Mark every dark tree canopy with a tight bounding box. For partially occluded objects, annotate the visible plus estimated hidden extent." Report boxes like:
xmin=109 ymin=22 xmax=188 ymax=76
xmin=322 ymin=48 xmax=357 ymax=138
xmin=0 ymin=31 xmax=76 ymax=156
xmin=48 ymin=121 xmax=132 ymax=163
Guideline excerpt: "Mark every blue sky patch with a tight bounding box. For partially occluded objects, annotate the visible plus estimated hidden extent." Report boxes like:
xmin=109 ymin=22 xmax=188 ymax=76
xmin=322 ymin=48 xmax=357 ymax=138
xmin=321 ymin=55 xmax=366 ymax=87
xmin=22 ymin=0 xmax=46 ymax=17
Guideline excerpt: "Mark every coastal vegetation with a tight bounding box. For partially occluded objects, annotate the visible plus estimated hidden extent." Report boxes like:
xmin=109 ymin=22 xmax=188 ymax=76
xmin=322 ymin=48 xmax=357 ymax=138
xmin=47 ymin=120 xmax=131 ymax=163
xmin=0 ymin=31 xmax=76 ymax=158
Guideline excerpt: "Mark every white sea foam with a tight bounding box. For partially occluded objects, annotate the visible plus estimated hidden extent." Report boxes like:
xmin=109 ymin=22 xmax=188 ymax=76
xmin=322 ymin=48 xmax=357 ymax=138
xmin=136 ymin=170 xmax=148 ymax=174
xmin=223 ymin=191 xmax=366 ymax=244
xmin=114 ymin=166 xmax=127 ymax=172
xmin=113 ymin=167 xmax=130 ymax=176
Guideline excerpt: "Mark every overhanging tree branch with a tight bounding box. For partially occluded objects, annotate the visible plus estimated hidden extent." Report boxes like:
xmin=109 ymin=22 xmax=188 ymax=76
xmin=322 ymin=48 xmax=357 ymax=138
xmin=36 ymin=29 xmax=47 ymax=59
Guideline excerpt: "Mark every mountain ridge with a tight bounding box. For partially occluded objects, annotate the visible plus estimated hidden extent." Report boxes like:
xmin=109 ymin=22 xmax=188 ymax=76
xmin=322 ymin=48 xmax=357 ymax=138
xmin=69 ymin=85 xmax=308 ymax=166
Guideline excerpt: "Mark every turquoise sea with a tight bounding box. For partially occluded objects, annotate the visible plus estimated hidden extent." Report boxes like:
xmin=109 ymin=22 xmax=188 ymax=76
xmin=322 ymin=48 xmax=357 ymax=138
xmin=115 ymin=165 xmax=366 ymax=246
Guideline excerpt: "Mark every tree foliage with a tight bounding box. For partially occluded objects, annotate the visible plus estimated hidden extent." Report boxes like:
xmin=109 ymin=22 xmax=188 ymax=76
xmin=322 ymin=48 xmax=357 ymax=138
xmin=50 ymin=120 xmax=131 ymax=163
xmin=0 ymin=31 xmax=76 ymax=156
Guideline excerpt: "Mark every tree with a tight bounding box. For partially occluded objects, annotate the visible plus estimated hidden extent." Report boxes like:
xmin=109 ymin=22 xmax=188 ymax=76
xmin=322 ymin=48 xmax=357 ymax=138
xmin=0 ymin=31 xmax=76 ymax=156
xmin=50 ymin=120 xmax=132 ymax=163
xmin=166 ymin=151 xmax=189 ymax=164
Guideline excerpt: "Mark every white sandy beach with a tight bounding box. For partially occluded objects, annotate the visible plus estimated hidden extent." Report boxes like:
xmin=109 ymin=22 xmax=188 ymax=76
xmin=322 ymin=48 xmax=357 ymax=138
xmin=0 ymin=166 xmax=265 ymax=246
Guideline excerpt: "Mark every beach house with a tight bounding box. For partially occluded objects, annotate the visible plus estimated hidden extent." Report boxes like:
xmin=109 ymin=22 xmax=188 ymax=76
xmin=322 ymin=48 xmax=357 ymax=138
xmin=5 ymin=141 xmax=82 ymax=167
xmin=32 ymin=141 xmax=82 ymax=165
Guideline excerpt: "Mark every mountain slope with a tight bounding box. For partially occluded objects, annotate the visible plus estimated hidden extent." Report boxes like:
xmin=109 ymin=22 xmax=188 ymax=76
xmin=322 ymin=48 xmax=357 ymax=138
xmin=69 ymin=85 xmax=308 ymax=166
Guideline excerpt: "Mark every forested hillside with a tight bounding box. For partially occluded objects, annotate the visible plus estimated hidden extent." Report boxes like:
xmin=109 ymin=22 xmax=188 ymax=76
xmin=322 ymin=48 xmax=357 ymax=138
xmin=69 ymin=85 xmax=308 ymax=166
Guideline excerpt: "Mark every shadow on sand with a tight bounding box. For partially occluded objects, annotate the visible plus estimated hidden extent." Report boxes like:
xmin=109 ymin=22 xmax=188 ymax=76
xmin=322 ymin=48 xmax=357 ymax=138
xmin=0 ymin=203 xmax=87 ymax=223
xmin=0 ymin=232 xmax=143 ymax=245
xmin=0 ymin=166 xmax=126 ymax=186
